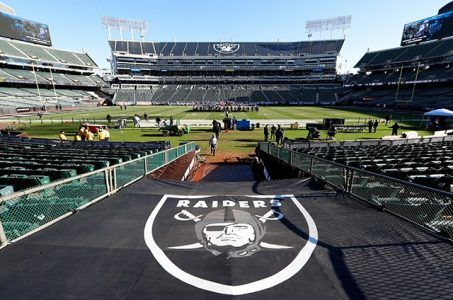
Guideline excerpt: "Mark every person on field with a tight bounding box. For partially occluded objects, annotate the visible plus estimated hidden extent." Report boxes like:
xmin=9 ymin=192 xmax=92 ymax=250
xmin=209 ymin=134 xmax=218 ymax=156
xmin=78 ymin=126 xmax=86 ymax=141
xmin=85 ymin=128 xmax=94 ymax=141
xmin=133 ymin=114 xmax=141 ymax=128
xmin=270 ymin=124 xmax=276 ymax=140
xmin=367 ymin=119 xmax=373 ymax=133
xmin=275 ymin=125 xmax=284 ymax=146
xmin=58 ymin=131 xmax=67 ymax=141
xmin=102 ymin=126 xmax=110 ymax=141
xmin=385 ymin=114 xmax=392 ymax=125
xmin=106 ymin=114 xmax=112 ymax=124
xmin=214 ymin=121 xmax=221 ymax=139
xmin=390 ymin=122 xmax=400 ymax=136
xmin=98 ymin=128 xmax=105 ymax=141
xmin=373 ymin=119 xmax=379 ymax=133
xmin=73 ymin=134 xmax=82 ymax=142
xmin=327 ymin=127 xmax=337 ymax=140
xmin=264 ymin=125 xmax=269 ymax=142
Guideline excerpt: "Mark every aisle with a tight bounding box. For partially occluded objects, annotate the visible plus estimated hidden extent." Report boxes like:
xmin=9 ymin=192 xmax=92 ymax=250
xmin=201 ymin=163 xmax=255 ymax=182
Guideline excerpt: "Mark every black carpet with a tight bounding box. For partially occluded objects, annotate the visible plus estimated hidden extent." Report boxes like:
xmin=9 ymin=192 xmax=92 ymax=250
xmin=0 ymin=178 xmax=451 ymax=299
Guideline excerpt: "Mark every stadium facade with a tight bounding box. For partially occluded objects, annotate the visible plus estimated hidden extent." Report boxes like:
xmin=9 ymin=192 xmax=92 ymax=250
xmin=109 ymin=40 xmax=345 ymax=105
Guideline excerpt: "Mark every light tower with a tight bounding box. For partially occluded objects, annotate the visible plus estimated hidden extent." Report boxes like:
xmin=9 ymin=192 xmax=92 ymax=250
xmin=101 ymin=16 xmax=148 ymax=41
xmin=305 ymin=15 xmax=352 ymax=40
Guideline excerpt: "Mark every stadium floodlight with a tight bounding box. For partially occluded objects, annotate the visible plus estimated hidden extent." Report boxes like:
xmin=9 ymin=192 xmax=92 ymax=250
xmin=306 ymin=16 xmax=352 ymax=38
xmin=101 ymin=16 xmax=148 ymax=41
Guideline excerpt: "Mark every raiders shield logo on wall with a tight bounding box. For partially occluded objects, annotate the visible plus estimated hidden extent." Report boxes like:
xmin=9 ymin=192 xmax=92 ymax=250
xmin=144 ymin=194 xmax=318 ymax=295
xmin=213 ymin=43 xmax=240 ymax=54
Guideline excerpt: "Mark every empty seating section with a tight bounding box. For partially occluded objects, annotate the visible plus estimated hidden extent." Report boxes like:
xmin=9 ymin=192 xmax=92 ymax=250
xmin=0 ymin=87 xmax=35 ymax=97
xmin=0 ymin=39 xmax=96 ymax=66
xmin=3 ymin=68 xmax=44 ymax=82
xmin=183 ymin=43 xmax=197 ymax=56
xmin=0 ymin=38 xmax=105 ymax=111
xmin=89 ymin=75 xmax=107 ymax=86
xmin=301 ymin=88 xmax=317 ymax=103
xmin=55 ymin=89 xmax=86 ymax=97
xmin=35 ymin=71 xmax=72 ymax=85
xmin=1 ymin=68 xmax=106 ymax=87
xmin=127 ymin=42 xmax=142 ymax=55
xmin=160 ymin=43 xmax=175 ymax=56
xmin=114 ymin=89 xmax=135 ymax=103
xmin=0 ymin=136 xmax=169 ymax=194
xmin=0 ymin=40 xmax=28 ymax=58
xmin=318 ymin=89 xmax=337 ymax=104
xmin=0 ymin=86 xmax=100 ymax=111
xmin=74 ymin=53 xmax=96 ymax=66
xmin=425 ymin=39 xmax=453 ymax=59
xmin=13 ymin=43 xmax=58 ymax=62
xmin=110 ymin=40 xmax=344 ymax=56
xmin=294 ymin=140 xmax=453 ymax=192
xmin=46 ymin=48 xmax=83 ymax=65
xmin=356 ymin=39 xmax=453 ymax=68
xmin=0 ymin=137 xmax=171 ymax=241
xmin=113 ymin=85 xmax=338 ymax=104
xmin=342 ymin=85 xmax=453 ymax=110
xmin=0 ymin=70 xmax=20 ymax=82
xmin=63 ymin=74 xmax=96 ymax=86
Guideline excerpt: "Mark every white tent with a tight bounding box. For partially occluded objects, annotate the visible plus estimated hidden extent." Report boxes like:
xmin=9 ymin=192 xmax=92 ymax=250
xmin=423 ymin=108 xmax=453 ymax=117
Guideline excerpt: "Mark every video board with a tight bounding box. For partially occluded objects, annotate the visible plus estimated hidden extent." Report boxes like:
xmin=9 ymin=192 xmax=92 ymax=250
xmin=401 ymin=11 xmax=453 ymax=46
xmin=0 ymin=12 xmax=51 ymax=46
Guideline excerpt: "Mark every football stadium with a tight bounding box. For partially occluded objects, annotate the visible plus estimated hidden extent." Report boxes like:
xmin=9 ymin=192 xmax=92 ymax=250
xmin=0 ymin=0 xmax=452 ymax=298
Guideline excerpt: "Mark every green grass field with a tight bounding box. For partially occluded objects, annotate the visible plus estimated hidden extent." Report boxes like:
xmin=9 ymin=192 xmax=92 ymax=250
xmin=10 ymin=105 xmax=424 ymax=124
xmin=4 ymin=106 xmax=431 ymax=157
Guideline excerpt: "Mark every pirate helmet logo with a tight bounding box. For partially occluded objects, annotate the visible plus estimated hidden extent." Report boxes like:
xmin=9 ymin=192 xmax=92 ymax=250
xmin=213 ymin=43 xmax=240 ymax=54
xmin=170 ymin=207 xmax=289 ymax=258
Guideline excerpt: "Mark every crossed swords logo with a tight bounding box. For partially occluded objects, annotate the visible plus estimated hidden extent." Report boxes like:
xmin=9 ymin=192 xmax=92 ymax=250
xmin=169 ymin=209 xmax=293 ymax=250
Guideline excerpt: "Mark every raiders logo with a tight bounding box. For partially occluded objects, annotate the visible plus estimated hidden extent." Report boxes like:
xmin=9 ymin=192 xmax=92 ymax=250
xmin=213 ymin=43 xmax=240 ymax=54
xmin=144 ymin=194 xmax=318 ymax=295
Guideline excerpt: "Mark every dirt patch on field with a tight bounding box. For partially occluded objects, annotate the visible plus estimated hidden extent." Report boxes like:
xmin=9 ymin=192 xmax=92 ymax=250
xmin=189 ymin=150 xmax=256 ymax=182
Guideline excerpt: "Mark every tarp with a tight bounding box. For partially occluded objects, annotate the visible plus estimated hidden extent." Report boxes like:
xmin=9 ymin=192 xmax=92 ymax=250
xmin=0 ymin=178 xmax=451 ymax=299
xmin=423 ymin=108 xmax=453 ymax=117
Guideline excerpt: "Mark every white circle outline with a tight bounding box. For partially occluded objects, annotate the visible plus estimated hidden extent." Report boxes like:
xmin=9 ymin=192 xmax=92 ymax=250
xmin=144 ymin=194 xmax=318 ymax=296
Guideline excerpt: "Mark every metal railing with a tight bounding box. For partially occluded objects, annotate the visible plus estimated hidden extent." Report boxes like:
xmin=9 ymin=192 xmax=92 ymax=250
xmin=286 ymin=135 xmax=453 ymax=150
xmin=259 ymin=142 xmax=453 ymax=240
xmin=0 ymin=142 xmax=196 ymax=247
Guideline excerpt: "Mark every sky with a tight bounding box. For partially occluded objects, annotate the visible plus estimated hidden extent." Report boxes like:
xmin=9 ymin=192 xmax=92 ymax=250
xmin=4 ymin=0 xmax=451 ymax=72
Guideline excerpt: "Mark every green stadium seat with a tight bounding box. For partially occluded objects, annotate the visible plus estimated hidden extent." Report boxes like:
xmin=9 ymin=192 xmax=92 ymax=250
xmin=0 ymin=184 xmax=14 ymax=196
xmin=0 ymin=167 xmax=77 ymax=181
xmin=0 ymin=174 xmax=51 ymax=190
